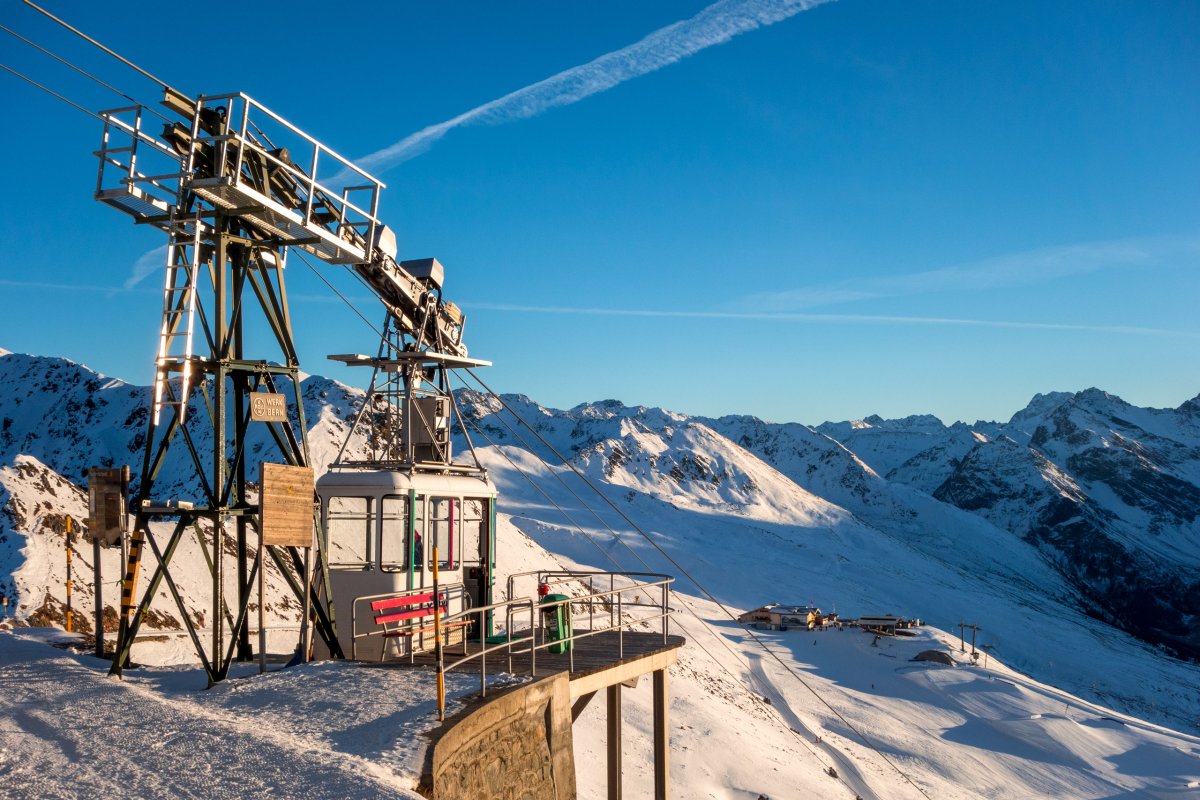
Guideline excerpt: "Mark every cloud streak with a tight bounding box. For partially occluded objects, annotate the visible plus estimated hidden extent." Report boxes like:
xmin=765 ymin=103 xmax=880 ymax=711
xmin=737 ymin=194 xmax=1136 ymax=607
xmin=356 ymin=0 xmax=835 ymax=174
xmin=466 ymin=301 xmax=1198 ymax=338
xmin=0 ymin=278 xmax=141 ymax=293
xmin=744 ymin=236 xmax=1200 ymax=311
xmin=122 ymin=245 xmax=168 ymax=291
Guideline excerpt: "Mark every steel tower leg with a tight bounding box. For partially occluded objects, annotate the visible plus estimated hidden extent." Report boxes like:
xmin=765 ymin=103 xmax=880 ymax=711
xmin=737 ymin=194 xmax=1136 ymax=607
xmin=109 ymin=212 xmax=343 ymax=681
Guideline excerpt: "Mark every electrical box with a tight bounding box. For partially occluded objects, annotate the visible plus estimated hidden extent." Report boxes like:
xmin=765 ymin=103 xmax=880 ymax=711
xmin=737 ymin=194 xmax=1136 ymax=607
xmin=87 ymin=466 xmax=129 ymax=546
xmin=411 ymin=396 xmax=451 ymax=463
xmin=372 ymin=225 xmax=398 ymax=261
xmin=399 ymin=258 xmax=444 ymax=290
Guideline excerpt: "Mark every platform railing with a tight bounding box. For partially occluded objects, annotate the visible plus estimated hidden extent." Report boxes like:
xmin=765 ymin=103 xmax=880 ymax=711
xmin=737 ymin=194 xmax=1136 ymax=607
xmin=187 ymin=92 xmax=384 ymax=263
xmin=348 ymin=570 xmax=674 ymax=717
xmin=436 ymin=597 xmax=540 ymax=699
xmin=94 ymin=104 xmax=188 ymax=224
xmin=438 ymin=570 xmax=674 ymax=702
xmin=94 ymin=93 xmax=386 ymax=260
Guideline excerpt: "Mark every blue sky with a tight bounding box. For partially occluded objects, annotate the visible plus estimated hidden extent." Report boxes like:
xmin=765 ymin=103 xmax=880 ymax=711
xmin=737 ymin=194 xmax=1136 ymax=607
xmin=1 ymin=0 xmax=1197 ymax=424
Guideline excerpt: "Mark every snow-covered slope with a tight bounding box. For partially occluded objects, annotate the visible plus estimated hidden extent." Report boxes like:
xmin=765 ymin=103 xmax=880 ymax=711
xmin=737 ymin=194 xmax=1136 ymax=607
xmin=457 ymin=394 xmax=1200 ymax=734
xmin=3 ymin=349 xmax=1200 ymax=798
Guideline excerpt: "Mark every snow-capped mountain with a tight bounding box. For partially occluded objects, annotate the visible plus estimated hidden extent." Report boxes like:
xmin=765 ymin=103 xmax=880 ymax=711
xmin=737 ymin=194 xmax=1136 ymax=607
xmin=816 ymin=390 xmax=1200 ymax=662
xmin=2 ymin=349 xmax=1199 ymax=750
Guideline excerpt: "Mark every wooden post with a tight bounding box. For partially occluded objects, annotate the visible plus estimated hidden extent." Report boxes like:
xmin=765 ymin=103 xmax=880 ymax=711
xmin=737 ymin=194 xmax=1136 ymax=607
xmin=653 ymin=668 xmax=669 ymax=800
xmin=301 ymin=543 xmax=313 ymax=662
xmin=211 ymin=516 xmax=223 ymax=684
xmin=608 ymin=683 xmax=622 ymax=800
xmin=93 ymin=528 xmax=104 ymax=657
xmin=257 ymin=534 xmax=266 ymax=674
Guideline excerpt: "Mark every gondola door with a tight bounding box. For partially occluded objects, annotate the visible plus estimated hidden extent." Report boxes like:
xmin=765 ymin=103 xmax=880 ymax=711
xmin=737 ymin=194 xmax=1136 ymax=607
xmin=461 ymin=496 xmax=493 ymax=637
xmin=427 ymin=497 xmax=462 ymax=587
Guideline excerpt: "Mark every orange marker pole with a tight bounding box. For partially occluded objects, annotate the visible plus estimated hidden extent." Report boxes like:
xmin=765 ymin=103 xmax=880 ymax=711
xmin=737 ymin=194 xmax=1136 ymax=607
xmin=65 ymin=516 xmax=73 ymax=633
xmin=433 ymin=543 xmax=444 ymax=720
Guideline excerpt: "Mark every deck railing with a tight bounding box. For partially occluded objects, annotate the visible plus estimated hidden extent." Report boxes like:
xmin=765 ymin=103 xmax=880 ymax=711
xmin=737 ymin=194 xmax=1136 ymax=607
xmin=445 ymin=570 xmax=674 ymax=700
xmin=349 ymin=583 xmax=470 ymax=660
xmin=351 ymin=570 xmax=674 ymax=714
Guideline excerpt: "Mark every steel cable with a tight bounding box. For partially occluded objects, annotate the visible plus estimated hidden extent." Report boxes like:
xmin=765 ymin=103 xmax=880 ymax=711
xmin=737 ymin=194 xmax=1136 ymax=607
xmin=464 ymin=367 xmax=933 ymax=800
xmin=0 ymin=22 xmax=170 ymax=120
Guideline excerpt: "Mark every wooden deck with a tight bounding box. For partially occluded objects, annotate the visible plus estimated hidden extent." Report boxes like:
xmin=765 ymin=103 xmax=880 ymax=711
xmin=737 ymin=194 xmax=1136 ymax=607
xmin=393 ymin=628 xmax=686 ymax=696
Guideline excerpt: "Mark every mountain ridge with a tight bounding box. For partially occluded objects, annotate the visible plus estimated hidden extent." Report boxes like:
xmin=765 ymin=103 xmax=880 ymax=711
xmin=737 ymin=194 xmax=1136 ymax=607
xmin=2 ymin=348 xmax=1198 ymax=738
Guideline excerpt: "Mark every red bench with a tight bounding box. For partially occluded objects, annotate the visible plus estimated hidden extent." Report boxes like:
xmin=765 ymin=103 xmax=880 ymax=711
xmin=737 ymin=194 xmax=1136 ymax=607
xmin=370 ymin=591 xmax=469 ymax=661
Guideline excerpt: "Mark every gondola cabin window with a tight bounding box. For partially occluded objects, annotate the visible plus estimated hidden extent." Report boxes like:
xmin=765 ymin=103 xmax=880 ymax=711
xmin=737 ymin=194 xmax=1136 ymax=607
xmin=380 ymin=495 xmax=410 ymax=571
xmin=429 ymin=497 xmax=460 ymax=570
xmin=327 ymin=496 xmax=372 ymax=568
xmin=462 ymin=498 xmax=487 ymax=567
xmin=412 ymin=495 xmax=425 ymax=573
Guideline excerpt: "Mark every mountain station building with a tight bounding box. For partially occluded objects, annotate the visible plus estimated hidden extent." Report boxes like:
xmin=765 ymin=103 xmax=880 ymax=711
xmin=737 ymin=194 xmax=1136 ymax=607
xmin=738 ymin=604 xmax=830 ymax=631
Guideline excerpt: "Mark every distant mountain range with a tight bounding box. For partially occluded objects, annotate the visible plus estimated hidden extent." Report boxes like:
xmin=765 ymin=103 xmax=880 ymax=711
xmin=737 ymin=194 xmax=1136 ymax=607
xmin=818 ymin=389 xmax=1200 ymax=661
xmin=456 ymin=386 xmax=1200 ymax=662
xmin=2 ymin=349 xmax=1197 ymax=733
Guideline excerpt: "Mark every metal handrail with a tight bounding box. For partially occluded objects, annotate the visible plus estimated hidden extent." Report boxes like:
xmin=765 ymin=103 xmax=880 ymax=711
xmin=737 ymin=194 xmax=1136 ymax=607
xmin=196 ymin=92 xmax=386 ymax=186
xmin=189 ymin=92 xmax=383 ymax=260
xmin=190 ymin=130 xmax=381 ymax=223
xmin=439 ymin=571 xmax=674 ymax=703
xmin=94 ymin=105 xmax=185 ymax=212
xmin=347 ymin=571 xmax=675 ymax=718
xmin=189 ymin=129 xmax=381 ymax=250
xmin=437 ymin=598 xmax=539 ymax=698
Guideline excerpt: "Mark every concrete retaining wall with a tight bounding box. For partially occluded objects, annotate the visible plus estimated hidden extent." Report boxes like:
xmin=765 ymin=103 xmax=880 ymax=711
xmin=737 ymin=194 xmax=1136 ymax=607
xmin=430 ymin=672 xmax=576 ymax=799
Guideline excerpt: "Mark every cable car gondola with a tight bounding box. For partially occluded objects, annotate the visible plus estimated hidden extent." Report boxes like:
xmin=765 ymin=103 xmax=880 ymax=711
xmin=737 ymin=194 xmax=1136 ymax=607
xmin=318 ymin=347 xmax=495 ymax=661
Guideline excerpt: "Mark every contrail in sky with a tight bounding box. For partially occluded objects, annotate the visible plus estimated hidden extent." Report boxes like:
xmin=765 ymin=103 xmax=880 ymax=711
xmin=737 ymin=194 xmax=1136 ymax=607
xmin=463 ymin=302 xmax=1199 ymax=338
xmin=356 ymin=0 xmax=836 ymax=174
xmin=742 ymin=236 xmax=1200 ymax=311
xmin=119 ymin=245 xmax=168 ymax=293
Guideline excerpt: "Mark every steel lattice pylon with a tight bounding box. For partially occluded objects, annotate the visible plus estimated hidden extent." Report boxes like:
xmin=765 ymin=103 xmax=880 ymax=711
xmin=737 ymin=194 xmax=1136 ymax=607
xmin=94 ymin=91 xmax=389 ymax=683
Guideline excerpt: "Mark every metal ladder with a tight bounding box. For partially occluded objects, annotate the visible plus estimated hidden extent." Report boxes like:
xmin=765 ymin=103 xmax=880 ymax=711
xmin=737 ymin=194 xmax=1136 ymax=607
xmin=152 ymin=210 xmax=203 ymax=424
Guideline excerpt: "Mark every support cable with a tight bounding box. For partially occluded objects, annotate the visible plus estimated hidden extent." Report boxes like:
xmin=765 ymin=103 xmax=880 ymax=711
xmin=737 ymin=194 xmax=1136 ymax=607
xmin=305 ymin=263 xmax=852 ymax=779
xmin=293 ymin=252 xmax=383 ymax=338
xmin=457 ymin=412 xmax=617 ymax=567
xmin=455 ymin=394 xmax=840 ymax=774
xmin=0 ymin=60 xmax=103 ymax=120
xmin=18 ymin=0 xmax=181 ymax=94
xmin=455 ymin=382 xmax=628 ymax=550
xmin=464 ymin=368 xmax=933 ymax=800
xmin=0 ymin=22 xmax=170 ymax=120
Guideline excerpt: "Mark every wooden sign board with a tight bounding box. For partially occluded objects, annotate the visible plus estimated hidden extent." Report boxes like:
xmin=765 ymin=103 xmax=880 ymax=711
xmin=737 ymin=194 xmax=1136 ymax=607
xmin=87 ymin=466 xmax=128 ymax=546
xmin=259 ymin=463 xmax=314 ymax=547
